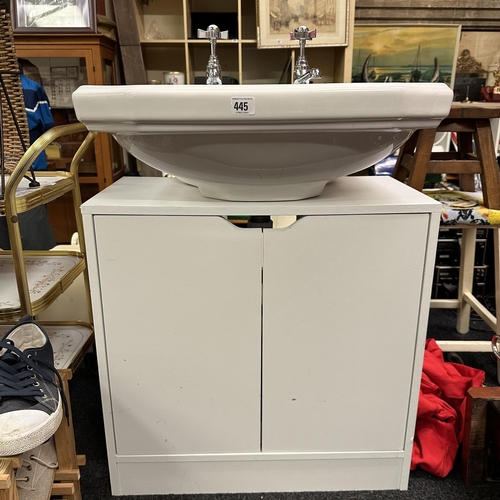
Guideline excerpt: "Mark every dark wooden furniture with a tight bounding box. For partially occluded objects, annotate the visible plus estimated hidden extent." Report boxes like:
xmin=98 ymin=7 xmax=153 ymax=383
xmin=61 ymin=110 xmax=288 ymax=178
xmin=393 ymin=102 xmax=500 ymax=359
xmin=13 ymin=34 xmax=124 ymax=242
xmin=393 ymin=102 xmax=500 ymax=209
xmin=462 ymin=386 xmax=500 ymax=486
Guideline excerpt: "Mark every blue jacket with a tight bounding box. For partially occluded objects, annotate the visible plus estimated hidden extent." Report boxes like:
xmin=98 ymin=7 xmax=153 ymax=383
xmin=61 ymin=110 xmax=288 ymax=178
xmin=21 ymin=74 xmax=55 ymax=170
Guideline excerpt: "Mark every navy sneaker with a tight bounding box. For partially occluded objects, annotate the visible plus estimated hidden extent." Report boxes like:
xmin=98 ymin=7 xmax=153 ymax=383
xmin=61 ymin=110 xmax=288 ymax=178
xmin=0 ymin=318 xmax=65 ymax=456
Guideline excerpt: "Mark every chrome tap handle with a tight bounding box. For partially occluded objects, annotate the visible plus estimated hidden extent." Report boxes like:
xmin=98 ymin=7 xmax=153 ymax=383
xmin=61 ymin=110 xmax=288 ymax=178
xmin=290 ymin=26 xmax=317 ymax=43
xmin=197 ymin=25 xmax=228 ymax=85
xmin=197 ymin=25 xmax=229 ymax=45
xmin=290 ymin=26 xmax=320 ymax=84
xmin=293 ymin=68 xmax=322 ymax=85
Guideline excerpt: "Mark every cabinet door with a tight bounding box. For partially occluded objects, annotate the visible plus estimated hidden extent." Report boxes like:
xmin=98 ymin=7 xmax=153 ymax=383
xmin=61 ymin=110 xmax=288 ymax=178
xmin=94 ymin=215 xmax=263 ymax=455
xmin=262 ymin=214 xmax=430 ymax=452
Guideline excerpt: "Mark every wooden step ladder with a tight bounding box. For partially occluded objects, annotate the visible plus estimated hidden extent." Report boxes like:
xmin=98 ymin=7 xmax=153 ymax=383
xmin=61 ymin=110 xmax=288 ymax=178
xmin=0 ymin=370 xmax=85 ymax=500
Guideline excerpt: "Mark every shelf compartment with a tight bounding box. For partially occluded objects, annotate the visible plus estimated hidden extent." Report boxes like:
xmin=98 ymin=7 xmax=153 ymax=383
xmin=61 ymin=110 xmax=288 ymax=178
xmin=241 ymin=0 xmax=257 ymax=40
xmin=142 ymin=44 xmax=187 ymax=84
xmin=186 ymin=0 xmax=238 ymax=41
xmin=137 ymin=0 xmax=184 ymax=41
xmin=0 ymin=251 xmax=86 ymax=320
xmin=306 ymin=46 xmax=342 ymax=83
xmin=242 ymin=46 xmax=293 ymax=84
xmin=189 ymin=42 xmax=239 ymax=83
xmin=189 ymin=12 xmax=238 ymax=39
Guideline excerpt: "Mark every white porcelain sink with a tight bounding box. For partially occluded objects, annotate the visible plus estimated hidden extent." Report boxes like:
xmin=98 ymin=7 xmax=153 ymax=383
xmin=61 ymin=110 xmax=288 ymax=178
xmin=72 ymin=83 xmax=453 ymax=201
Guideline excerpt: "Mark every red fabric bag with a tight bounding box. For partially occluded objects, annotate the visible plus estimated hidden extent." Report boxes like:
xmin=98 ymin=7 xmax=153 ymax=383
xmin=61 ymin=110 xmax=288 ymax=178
xmin=411 ymin=338 xmax=485 ymax=477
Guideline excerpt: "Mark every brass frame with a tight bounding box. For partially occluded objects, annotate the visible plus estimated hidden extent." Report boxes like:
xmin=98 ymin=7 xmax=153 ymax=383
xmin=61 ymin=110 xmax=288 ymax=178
xmin=1 ymin=122 xmax=97 ymax=319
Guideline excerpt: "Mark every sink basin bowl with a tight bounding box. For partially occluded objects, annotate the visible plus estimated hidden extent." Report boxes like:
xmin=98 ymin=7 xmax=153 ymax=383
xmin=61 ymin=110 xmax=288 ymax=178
xmin=72 ymin=83 xmax=453 ymax=201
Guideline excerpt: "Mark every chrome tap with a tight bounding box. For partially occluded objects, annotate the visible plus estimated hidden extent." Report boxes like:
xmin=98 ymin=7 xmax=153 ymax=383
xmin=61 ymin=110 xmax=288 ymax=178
xmin=197 ymin=24 xmax=228 ymax=85
xmin=290 ymin=26 xmax=322 ymax=84
xmin=294 ymin=68 xmax=321 ymax=85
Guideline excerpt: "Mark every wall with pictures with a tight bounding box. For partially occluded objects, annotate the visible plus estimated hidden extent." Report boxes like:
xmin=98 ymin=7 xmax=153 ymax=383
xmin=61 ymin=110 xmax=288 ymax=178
xmin=353 ymin=0 xmax=500 ymax=104
xmin=355 ymin=0 xmax=500 ymax=30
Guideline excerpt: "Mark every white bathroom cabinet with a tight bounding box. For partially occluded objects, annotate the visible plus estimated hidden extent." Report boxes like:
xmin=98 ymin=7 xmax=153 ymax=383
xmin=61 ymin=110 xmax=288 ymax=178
xmin=82 ymin=176 xmax=440 ymax=495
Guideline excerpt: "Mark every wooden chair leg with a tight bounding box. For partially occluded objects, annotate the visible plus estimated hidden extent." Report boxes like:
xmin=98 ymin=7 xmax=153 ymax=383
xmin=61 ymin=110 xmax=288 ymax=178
xmin=393 ymin=130 xmax=420 ymax=182
xmin=456 ymin=130 xmax=476 ymax=191
xmin=457 ymin=130 xmax=474 ymax=157
xmin=458 ymin=173 xmax=476 ymax=193
xmin=456 ymin=227 xmax=477 ymax=334
xmin=0 ymin=459 xmax=18 ymax=500
xmin=406 ymin=128 xmax=437 ymax=191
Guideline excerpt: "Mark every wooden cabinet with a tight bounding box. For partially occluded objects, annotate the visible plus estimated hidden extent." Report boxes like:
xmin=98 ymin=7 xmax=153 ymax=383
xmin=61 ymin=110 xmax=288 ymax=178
xmin=13 ymin=34 xmax=124 ymax=242
xmin=133 ymin=0 xmax=355 ymax=85
xmin=82 ymin=176 xmax=440 ymax=495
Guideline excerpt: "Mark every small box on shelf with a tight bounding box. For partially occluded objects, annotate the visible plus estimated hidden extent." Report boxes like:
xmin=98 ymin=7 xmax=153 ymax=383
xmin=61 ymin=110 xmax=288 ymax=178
xmin=190 ymin=12 xmax=238 ymax=39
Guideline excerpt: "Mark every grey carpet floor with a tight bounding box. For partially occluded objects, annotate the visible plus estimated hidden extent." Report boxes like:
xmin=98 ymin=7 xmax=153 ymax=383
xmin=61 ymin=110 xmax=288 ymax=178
xmin=70 ymin=308 xmax=500 ymax=499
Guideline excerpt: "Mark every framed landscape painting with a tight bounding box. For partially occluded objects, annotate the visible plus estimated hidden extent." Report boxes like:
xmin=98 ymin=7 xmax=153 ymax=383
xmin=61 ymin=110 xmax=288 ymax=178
xmin=352 ymin=24 xmax=461 ymax=87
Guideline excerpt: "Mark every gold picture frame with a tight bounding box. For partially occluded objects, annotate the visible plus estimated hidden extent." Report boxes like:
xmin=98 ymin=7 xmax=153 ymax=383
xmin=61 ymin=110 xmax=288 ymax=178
xmin=257 ymin=0 xmax=349 ymax=49
xmin=11 ymin=0 xmax=97 ymax=34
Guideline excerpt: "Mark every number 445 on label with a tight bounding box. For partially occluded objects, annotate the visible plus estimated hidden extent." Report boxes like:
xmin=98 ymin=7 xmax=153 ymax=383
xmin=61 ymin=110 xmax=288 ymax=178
xmin=231 ymin=97 xmax=255 ymax=115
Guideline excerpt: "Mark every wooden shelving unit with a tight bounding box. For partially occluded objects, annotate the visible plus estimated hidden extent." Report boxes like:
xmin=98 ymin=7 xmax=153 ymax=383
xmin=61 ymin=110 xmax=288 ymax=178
xmin=134 ymin=0 xmax=355 ymax=85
